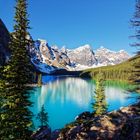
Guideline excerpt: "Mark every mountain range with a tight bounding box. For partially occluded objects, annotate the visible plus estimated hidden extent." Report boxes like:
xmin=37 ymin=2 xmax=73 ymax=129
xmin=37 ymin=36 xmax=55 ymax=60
xmin=0 ymin=19 xmax=130 ymax=74
xmin=30 ymin=39 xmax=130 ymax=73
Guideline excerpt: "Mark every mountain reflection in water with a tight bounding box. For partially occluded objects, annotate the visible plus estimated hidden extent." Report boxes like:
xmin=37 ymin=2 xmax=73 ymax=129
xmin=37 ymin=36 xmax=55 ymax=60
xmin=30 ymin=76 xmax=139 ymax=130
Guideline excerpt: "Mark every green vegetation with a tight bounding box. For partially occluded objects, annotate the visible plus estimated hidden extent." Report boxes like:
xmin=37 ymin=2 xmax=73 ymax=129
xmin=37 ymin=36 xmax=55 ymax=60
xmin=127 ymin=56 xmax=140 ymax=88
xmin=92 ymin=72 xmax=108 ymax=116
xmin=131 ymin=0 xmax=140 ymax=54
xmin=36 ymin=105 xmax=49 ymax=128
xmin=37 ymin=73 xmax=42 ymax=87
xmin=130 ymin=0 xmax=140 ymax=86
xmin=80 ymin=55 xmax=140 ymax=83
xmin=0 ymin=0 xmax=34 ymax=139
xmin=105 ymin=80 xmax=137 ymax=91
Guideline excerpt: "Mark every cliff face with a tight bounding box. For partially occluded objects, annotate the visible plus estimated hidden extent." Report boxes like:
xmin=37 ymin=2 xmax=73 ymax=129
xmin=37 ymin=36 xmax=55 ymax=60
xmin=67 ymin=44 xmax=97 ymax=66
xmin=95 ymin=47 xmax=130 ymax=65
xmin=30 ymin=40 xmax=71 ymax=74
xmin=0 ymin=19 xmax=10 ymax=65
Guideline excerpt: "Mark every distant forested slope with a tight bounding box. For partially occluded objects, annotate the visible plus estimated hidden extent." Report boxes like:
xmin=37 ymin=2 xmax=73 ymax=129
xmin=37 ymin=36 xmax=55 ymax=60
xmin=80 ymin=55 xmax=140 ymax=82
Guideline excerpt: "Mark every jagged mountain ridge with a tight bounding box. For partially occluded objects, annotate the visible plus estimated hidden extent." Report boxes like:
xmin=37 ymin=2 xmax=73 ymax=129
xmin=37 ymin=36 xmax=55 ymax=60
xmin=95 ymin=46 xmax=130 ymax=65
xmin=67 ymin=44 xmax=97 ymax=66
xmin=30 ymin=39 xmax=72 ymax=73
xmin=30 ymin=39 xmax=130 ymax=73
xmin=0 ymin=19 xmax=130 ymax=74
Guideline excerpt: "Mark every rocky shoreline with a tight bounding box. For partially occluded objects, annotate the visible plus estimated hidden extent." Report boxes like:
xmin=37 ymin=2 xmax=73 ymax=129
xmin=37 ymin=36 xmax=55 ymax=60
xmin=32 ymin=102 xmax=140 ymax=140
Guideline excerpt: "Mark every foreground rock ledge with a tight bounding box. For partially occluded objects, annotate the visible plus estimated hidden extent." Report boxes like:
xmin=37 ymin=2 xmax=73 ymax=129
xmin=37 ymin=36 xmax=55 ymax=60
xmin=32 ymin=102 xmax=140 ymax=140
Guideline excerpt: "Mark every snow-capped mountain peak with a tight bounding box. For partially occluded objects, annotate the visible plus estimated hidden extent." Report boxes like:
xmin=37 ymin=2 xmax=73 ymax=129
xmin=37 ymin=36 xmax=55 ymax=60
xmin=73 ymin=44 xmax=92 ymax=52
xmin=95 ymin=47 xmax=130 ymax=66
xmin=38 ymin=39 xmax=47 ymax=45
xmin=97 ymin=46 xmax=115 ymax=53
xmin=60 ymin=46 xmax=67 ymax=53
xmin=30 ymin=39 xmax=130 ymax=73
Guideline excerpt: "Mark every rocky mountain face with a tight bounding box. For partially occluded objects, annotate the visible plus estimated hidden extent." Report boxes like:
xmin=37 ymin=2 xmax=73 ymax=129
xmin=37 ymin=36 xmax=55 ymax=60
xmin=30 ymin=39 xmax=130 ymax=73
xmin=0 ymin=19 xmax=10 ymax=65
xmin=67 ymin=44 xmax=97 ymax=66
xmin=30 ymin=40 xmax=72 ymax=73
xmin=95 ymin=47 xmax=130 ymax=65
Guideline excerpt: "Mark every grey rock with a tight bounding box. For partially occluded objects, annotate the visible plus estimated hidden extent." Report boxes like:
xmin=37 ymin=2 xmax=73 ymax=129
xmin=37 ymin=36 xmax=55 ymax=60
xmin=57 ymin=102 xmax=140 ymax=139
xmin=95 ymin=46 xmax=130 ymax=65
xmin=67 ymin=44 xmax=97 ymax=66
xmin=31 ymin=126 xmax=51 ymax=140
xmin=51 ymin=129 xmax=60 ymax=140
xmin=31 ymin=39 xmax=71 ymax=72
xmin=75 ymin=111 xmax=92 ymax=121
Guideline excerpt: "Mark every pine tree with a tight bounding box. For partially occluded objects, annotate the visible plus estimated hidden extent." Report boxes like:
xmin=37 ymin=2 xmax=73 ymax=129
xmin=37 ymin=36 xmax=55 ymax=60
xmin=36 ymin=105 xmax=49 ymax=128
xmin=37 ymin=73 xmax=42 ymax=87
xmin=130 ymin=0 xmax=140 ymax=87
xmin=129 ymin=55 xmax=140 ymax=86
xmin=0 ymin=0 xmax=34 ymax=139
xmin=131 ymin=0 xmax=140 ymax=53
xmin=92 ymin=72 xmax=108 ymax=116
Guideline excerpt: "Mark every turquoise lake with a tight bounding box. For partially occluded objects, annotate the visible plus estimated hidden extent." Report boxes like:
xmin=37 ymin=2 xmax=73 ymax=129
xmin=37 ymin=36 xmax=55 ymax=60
xmin=30 ymin=76 xmax=140 ymax=130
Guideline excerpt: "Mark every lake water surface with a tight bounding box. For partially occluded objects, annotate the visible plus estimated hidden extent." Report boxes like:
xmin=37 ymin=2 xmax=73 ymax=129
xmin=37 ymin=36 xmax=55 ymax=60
xmin=30 ymin=76 xmax=140 ymax=130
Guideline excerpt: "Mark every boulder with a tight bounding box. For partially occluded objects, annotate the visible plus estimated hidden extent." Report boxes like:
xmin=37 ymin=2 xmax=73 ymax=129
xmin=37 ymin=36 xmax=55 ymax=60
xmin=31 ymin=126 xmax=51 ymax=140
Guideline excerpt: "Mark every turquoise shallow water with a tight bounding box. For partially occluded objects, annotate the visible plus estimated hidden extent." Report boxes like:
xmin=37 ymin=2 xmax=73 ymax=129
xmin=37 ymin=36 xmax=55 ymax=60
xmin=30 ymin=76 xmax=140 ymax=130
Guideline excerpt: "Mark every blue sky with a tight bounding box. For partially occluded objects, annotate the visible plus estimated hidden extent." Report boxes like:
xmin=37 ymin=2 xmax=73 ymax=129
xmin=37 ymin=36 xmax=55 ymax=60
xmin=0 ymin=0 xmax=137 ymax=54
